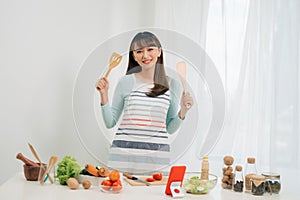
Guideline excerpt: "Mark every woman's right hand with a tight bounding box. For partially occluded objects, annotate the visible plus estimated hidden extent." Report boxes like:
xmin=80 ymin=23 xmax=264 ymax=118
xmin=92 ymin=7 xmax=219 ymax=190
xmin=96 ymin=77 xmax=109 ymax=94
xmin=95 ymin=77 xmax=109 ymax=105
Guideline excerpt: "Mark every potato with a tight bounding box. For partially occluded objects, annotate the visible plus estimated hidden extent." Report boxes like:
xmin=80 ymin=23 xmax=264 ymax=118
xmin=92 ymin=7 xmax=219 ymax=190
xmin=82 ymin=180 xmax=91 ymax=189
xmin=66 ymin=178 xmax=79 ymax=190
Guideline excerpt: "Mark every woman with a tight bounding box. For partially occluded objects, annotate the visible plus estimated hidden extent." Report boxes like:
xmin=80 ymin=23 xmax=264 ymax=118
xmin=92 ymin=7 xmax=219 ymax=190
xmin=96 ymin=31 xmax=193 ymax=174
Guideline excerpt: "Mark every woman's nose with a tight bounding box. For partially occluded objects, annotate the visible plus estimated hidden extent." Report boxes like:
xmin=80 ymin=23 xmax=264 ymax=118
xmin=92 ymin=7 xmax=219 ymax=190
xmin=142 ymin=49 xmax=149 ymax=58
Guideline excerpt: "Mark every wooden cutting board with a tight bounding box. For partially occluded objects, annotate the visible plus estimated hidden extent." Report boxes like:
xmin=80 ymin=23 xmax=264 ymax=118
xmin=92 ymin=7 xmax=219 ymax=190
xmin=123 ymin=176 xmax=168 ymax=186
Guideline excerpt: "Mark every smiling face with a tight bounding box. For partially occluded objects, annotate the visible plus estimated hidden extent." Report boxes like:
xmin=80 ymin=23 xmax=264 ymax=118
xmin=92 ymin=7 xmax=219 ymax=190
xmin=126 ymin=32 xmax=169 ymax=96
xmin=127 ymin=32 xmax=164 ymax=75
xmin=132 ymin=46 xmax=162 ymax=71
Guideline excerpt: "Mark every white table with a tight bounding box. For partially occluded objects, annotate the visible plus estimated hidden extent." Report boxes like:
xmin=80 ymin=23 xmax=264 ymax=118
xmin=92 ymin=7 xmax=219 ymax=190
xmin=0 ymin=173 xmax=298 ymax=200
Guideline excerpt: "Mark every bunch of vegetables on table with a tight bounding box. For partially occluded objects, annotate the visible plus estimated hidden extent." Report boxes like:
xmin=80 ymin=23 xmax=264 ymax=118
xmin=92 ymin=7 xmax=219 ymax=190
xmin=56 ymin=156 xmax=111 ymax=190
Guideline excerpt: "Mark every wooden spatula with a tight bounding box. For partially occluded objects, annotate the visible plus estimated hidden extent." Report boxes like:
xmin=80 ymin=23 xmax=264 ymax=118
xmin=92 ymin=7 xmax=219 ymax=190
xmin=104 ymin=52 xmax=123 ymax=78
xmin=176 ymin=61 xmax=191 ymax=109
xmin=40 ymin=156 xmax=58 ymax=184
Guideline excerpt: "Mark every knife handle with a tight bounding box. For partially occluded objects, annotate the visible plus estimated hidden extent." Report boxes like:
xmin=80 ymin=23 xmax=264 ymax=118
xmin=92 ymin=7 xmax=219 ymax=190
xmin=123 ymin=172 xmax=133 ymax=179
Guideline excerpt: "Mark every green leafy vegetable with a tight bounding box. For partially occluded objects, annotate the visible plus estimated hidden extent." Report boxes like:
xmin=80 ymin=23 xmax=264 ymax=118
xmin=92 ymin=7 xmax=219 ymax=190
xmin=56 ymin=156 xmax=82 ymax=185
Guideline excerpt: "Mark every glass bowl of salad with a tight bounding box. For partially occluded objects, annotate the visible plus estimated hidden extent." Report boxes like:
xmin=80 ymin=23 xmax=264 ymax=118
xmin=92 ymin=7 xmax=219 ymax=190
xmin=183 ymin=172 xmax=218 ymax=194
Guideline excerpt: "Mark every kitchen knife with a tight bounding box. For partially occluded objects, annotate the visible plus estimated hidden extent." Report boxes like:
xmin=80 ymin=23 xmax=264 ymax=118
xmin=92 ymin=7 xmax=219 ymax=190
xmin=123 ymin=172 xmax=150 ymax=186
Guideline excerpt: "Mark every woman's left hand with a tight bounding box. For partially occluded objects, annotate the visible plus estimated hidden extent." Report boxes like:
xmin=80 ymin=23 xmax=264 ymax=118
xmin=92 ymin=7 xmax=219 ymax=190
xmin=179 ymin=91 xmax=194 ymax=119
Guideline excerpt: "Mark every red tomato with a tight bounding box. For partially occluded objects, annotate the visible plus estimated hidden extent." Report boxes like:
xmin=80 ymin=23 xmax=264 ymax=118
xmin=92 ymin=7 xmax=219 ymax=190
xmin=112 ymin=179 xmax=122 ymax=186
xmin=112 ymin=180 xmax=123 ymax=191
xmin=152 ymin=173 xmax=163 ymax=181
xmin=101 ymin=179 xmax=112 ymax=190
xmin=146 ymin=177 xmax=155 ymax=182
xmin=101 ymin=180 xmax=112 ymax=186
xmin=109 ymin=170 xmax=120 ymax=182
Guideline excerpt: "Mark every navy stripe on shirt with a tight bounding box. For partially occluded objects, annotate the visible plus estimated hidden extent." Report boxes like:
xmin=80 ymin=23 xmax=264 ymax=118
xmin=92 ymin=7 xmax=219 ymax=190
xmin=112 ymin=140 xmax=170 ymax=152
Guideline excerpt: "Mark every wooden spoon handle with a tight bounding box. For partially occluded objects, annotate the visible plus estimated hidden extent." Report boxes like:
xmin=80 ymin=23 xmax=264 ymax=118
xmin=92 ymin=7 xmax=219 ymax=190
xmin=41 ymin=156 xmax=58 ymax=184
xmin=104 ymin=68 xmax=112 ymax=78
xmin=16 ymin=153 xmax=39 ymax=167
xmin=28 ymin=143 xmax=42 ymax=164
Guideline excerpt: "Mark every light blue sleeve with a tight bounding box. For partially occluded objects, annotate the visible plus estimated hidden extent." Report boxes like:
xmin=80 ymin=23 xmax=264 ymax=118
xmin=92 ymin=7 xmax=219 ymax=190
xmin=166 ymin=77 xmax=184 ymax=134
xmin=101 ymin=75 xmax=133 ymax=128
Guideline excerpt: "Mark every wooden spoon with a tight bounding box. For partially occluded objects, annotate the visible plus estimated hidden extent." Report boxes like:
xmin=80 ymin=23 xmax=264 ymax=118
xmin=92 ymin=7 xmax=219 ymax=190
xmin=46 ymin=156 xmax=58 ymax=184
xmin=176 ymin=61 xmax=191 ymax=108
xmin=28 ymin=143 xmax=42 ymax=164
xmin=104 ymin=52 xmax=123 ymax=78
xmin=40 ymin=156 xmax=58 ymax=184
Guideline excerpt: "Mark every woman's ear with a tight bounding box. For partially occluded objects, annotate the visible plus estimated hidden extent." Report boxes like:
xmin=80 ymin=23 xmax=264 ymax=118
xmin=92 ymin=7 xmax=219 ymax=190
xmin=158 ymin=48 xmax=162 ymax=57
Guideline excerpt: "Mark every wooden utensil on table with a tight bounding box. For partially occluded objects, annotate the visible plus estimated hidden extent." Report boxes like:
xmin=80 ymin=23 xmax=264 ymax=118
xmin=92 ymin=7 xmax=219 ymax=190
xmin=28 ymin=143 xmax=43 ymax=164
xmin=176 ymin=61 xmax=191 ymax=108
xmin=16 ymin=153 xmax=39 ymax=167
xmin=104 ymin=52 xmax=123 ymax=78
xmin=40 ymin=156 xmax=58 ymax=184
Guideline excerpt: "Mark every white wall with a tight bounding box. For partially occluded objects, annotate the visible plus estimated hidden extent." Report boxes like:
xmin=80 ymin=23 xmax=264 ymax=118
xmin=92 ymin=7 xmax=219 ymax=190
xmin=0 ymin=0 xmax=157 ymax=184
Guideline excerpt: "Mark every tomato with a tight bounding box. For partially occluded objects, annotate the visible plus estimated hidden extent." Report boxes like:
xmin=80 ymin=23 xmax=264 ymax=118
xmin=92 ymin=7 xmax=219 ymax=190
xmin=109 ymin=170 xmax=120 ymax=182
xmin=101 ymin=179 xmax=112 ymax=190
xmin=112 ymin=179 xmax=123 ymax=191
xmin=146 ymin=177 xmax=155 ymax=182
xmin=112 ymin=179 xmax=122 ymax=186
xmin=152 ymin=173 xmax=163 ymax=181
xmin=101 ymin=180 xmax=112 ymax=186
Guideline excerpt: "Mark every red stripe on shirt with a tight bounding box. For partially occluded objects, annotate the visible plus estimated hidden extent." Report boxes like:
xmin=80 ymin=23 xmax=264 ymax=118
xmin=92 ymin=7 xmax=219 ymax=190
xmin=122 ymin=118 xmax=165 ymax=124
xmin=120 ymin=123 xmax=166 ymax=128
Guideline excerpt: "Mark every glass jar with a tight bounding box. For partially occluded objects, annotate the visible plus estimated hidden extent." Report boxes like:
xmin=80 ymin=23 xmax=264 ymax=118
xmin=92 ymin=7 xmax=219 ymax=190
xmin=262 ymin=172 xmax=281 ymax=194
xmin=251 ymin=175 xmax=266 ymax=196
xmin=245 ymin=157 xmax=257 ymax=191
xmin=233 ymin=165 xmax=244 ymax=192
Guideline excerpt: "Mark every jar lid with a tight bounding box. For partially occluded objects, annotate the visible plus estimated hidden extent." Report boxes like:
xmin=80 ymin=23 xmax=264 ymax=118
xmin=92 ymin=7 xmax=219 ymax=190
xmin=262 ymin=172 xmax=280 ymax=179
xmin=223 ymin=156 xmax=234 ymax=165
xmin=252 ymin=175 xmax=265 ymax=187
xmin=247 ymin=157 xmax=255 ymax=164
xmin=235 ymin=165 xmax=242 ymax=171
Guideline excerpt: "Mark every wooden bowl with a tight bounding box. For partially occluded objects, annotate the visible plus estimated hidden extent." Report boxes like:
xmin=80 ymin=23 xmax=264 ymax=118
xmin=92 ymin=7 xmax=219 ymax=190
xmin=23 ymin=163 xmax=47 ymax=181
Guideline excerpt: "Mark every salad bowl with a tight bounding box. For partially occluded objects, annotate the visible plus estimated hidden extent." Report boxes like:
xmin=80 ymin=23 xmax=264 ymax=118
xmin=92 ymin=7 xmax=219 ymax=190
xmin=183 ymin=172 xmax=218 ymax=194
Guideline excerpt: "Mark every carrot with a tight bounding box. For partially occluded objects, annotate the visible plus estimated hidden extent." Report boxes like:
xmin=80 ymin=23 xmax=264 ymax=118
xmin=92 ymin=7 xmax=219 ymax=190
xmin=85 ymin=164 xmax=99 ymax=177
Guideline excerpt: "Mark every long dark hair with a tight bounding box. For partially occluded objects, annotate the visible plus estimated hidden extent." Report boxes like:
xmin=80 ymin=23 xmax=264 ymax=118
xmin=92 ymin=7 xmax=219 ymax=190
xmin=126 ymin=31 xmax=169 ymax=97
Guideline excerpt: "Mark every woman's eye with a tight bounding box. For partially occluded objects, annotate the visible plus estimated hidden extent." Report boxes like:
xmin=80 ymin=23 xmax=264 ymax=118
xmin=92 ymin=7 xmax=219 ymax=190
xmin=136 ymin=50 xmax=142 ymax=54
xmin=148 ymin=48 xmax=154 ymax=51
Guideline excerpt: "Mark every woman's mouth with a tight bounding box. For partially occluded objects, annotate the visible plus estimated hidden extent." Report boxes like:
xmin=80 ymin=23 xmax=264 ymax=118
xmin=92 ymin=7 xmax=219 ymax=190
xmin=142 ymin=59 xmax=152 ymax=64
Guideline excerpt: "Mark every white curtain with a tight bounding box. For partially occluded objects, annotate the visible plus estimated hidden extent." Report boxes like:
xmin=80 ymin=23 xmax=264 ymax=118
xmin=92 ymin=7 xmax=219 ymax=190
xmin=213 ymin=0 xmax=300 ymax=172
xmin=154 ymin=0 xmax=300 ymax=173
